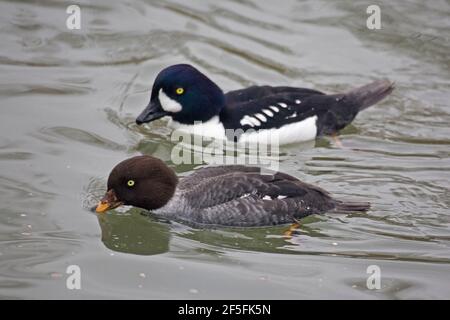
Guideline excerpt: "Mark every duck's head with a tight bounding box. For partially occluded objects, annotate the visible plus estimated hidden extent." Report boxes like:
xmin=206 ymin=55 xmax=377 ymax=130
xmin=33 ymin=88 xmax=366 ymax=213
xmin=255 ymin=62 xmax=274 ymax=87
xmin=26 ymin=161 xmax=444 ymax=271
xmin=95 ymin=155 xmax=178 ymax=213
xmin=136 ymin=64 xmax=225 ymax=125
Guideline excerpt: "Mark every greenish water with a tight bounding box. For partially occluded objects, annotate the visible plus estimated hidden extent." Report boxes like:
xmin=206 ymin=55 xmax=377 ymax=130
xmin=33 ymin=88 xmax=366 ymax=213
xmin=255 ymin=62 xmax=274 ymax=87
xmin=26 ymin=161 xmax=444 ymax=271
xmin=0 ymin=0 xmax=449 ymax=299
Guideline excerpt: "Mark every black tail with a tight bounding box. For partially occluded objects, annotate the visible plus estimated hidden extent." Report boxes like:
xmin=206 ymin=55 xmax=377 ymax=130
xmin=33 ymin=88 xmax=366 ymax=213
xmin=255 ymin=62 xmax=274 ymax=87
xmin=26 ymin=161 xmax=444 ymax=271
xmin=346 ymin=79 xmax=394 ymax=111
xmin=333 ymin=200 xmax=370 ymax=213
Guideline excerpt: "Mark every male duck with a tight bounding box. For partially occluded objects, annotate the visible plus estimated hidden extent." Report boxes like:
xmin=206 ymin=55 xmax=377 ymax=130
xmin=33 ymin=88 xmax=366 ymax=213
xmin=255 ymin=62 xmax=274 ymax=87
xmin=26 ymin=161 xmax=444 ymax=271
xmin=135 ymin=64 xmax=394 ymax=144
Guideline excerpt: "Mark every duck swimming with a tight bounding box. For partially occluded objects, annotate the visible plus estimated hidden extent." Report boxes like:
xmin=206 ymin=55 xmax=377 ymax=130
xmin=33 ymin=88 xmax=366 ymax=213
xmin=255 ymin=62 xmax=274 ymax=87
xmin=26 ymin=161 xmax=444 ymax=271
xmin=135 ymin=64 xmax=394 ymax=144
xmin=96 ymin=155 xmax=369 ymax=227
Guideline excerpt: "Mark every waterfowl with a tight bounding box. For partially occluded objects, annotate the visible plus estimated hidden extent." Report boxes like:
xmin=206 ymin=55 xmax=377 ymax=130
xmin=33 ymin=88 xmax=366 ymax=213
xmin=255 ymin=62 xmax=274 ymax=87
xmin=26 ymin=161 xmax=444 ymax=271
xmin=96 ymin=155 xmax=369 ymax=227
xmin=135 ymin=64 xmax=394 ymax=144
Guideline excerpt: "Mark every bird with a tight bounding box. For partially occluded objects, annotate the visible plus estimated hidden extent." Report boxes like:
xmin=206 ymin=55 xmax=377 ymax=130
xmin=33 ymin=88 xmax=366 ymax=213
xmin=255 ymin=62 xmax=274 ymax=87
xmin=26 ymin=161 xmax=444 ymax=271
xmin=135 ymin=64 xmax=394 ymax=145
xmin=95 ymin=155 xmax=370 ymax=227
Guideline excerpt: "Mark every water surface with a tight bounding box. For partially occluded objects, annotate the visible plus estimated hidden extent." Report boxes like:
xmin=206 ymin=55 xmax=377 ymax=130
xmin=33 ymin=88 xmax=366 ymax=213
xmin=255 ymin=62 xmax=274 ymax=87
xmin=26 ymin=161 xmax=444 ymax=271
xmin=0 ymin=0 xmax=449 ymax=299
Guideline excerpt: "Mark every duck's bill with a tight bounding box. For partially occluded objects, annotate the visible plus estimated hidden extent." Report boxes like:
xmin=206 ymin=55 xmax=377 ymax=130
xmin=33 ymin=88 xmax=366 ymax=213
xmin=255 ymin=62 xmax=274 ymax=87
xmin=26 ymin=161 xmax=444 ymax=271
xmin=95 ymin=201 xmax=122 ymax=213
xmin=95 ymin=189 xmax=123 ymax=213
xmin=135 ymin=101 xmax=168 ymax=125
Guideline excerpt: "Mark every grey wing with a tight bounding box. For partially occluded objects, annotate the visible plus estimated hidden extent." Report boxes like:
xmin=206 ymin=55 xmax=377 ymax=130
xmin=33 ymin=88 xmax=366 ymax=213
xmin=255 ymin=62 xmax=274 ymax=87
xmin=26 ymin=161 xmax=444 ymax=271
xmin=180 ymin=169 xmax=335 ymax=227
xmin=178 ymin=165 xmax=296 ymax=190
xmin=198 ymin=195 xmax=304 ymax=227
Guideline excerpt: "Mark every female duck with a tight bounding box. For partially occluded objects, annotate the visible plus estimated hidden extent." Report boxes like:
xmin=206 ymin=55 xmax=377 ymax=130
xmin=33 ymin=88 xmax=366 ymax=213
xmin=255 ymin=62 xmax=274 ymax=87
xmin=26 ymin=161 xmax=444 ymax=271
xmin=96 ymin=155 xmax=369 ymax=227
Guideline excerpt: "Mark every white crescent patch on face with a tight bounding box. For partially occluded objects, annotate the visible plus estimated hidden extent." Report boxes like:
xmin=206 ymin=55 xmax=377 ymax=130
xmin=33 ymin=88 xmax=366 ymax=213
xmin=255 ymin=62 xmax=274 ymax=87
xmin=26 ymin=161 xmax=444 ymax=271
xmin=159 ymin=89 xmax=183 ymax=113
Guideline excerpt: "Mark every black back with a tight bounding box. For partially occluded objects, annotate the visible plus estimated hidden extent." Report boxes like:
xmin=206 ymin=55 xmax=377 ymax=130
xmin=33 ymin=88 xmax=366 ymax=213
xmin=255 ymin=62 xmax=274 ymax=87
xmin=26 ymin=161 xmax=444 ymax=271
xmin=221 ymin=85 xmax=360 ymax=136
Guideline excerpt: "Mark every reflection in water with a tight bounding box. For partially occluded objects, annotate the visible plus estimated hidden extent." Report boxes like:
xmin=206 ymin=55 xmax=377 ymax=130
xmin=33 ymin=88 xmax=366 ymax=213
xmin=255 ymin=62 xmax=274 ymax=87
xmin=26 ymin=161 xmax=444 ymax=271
xmin=97 ymin=211 xmax=170 ymax=256
xmin=175 ymin=214 xmax=333 ymax=254
xmin=95 ymin=205 xmax=325 ymax=256
xmin=96 ymin=208 xmax=295 ymax=256
xmin=1 ymin=0 xmax=449 ymax=299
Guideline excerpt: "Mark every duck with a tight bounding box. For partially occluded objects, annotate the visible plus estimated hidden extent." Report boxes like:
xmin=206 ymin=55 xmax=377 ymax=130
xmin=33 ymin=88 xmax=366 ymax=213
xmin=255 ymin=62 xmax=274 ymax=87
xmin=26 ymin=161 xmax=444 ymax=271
xmin=135 ymin=64 xmax=394 ymax=145
xmin=95 ymin=155 xmax=369 ymax=227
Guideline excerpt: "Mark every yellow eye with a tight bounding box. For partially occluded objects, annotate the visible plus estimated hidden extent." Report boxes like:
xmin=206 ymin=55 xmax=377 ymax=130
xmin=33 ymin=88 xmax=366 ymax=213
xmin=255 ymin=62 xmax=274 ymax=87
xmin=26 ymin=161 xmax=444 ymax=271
xmin=127 ymin=180 xmax=135 ymax=187
xmin=175 ymin=87 xmax=184 ymax=95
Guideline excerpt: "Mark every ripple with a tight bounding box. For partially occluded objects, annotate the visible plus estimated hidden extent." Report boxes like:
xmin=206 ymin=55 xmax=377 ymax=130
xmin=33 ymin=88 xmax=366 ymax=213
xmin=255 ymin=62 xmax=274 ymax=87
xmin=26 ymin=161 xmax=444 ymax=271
xmin=0 ymin=0 xmax=449 ymax=299
xmin=39 ymin=127 xmax=126 ymax=151
xmin=0 ymin=151 xmax=34 ymax=161
xmin=0 ymin=83 xmax=94 ymax=97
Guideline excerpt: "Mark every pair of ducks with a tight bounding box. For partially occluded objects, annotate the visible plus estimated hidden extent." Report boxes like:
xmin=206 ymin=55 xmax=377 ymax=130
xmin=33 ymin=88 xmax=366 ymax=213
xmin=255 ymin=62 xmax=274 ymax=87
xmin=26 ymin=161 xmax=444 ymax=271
xmin=96 ymin=64 xmax=394 ymax=227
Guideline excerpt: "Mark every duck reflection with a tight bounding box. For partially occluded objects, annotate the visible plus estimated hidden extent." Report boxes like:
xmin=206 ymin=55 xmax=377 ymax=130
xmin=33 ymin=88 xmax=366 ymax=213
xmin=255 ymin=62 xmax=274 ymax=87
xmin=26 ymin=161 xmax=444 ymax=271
xmin=95 ymin=206 xmax=328 ymax=256
xmin=97 ymin=211 xmax=170 ymax=256
xmin=96 ymin=210 xmax=301 ymax=256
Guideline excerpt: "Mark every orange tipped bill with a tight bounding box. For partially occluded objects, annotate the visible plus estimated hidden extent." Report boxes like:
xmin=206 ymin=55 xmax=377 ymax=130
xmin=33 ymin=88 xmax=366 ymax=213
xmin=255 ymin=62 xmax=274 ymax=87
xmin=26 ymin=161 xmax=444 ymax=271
xmin=95 ymin=189 xmax=122 ymax=213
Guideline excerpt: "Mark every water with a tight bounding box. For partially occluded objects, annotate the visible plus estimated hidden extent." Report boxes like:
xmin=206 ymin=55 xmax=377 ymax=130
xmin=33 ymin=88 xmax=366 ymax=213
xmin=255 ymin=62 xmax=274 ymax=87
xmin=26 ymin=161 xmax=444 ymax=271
xmin=0 ymin=0 xmax=449 ymax=299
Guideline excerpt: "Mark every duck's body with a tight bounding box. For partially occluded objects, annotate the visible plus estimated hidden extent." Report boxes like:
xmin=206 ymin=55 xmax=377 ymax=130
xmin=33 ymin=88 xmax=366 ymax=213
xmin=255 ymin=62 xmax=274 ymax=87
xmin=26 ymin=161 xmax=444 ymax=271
xmin=96 ymin=156 xmax=369 ymax=227
xmin=155 ymin=165 xmax=367 ymax=227
xmin=136 ymin=64 xmax=394 ymax=144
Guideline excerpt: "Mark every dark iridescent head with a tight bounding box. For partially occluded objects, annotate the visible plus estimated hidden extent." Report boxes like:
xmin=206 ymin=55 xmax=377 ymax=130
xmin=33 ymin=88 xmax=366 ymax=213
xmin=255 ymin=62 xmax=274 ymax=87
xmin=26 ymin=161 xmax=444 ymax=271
xmin=135 ymin=64 xmax=225 ymax=125
xmin=95 ymin=156 xmax=178 ymax=213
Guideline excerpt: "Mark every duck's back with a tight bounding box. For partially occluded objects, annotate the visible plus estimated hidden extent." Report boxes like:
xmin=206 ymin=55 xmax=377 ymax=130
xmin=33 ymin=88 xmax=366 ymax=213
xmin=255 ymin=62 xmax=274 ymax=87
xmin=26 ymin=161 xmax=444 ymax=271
xmin=224 ymin=86 xmax=324 ymax=106
xmin=220 ymin=82 xmax=393 ymax=142
xmin=155 ymin=165 xmax=358 ymax=227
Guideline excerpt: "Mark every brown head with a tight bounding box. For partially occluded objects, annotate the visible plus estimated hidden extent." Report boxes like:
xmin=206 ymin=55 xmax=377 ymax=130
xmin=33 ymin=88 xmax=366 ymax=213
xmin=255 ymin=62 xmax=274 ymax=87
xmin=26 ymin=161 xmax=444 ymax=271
xmin=95 ymin=155 xmax=178 ymax=213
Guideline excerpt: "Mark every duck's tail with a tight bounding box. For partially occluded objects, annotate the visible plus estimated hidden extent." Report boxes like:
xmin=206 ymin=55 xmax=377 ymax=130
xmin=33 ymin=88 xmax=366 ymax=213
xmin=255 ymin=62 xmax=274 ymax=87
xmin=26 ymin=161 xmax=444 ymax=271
xmin=333 ymin=200 xmax=370 ymax=213
xmin=346 ymin=79 xmax=395 ymax=111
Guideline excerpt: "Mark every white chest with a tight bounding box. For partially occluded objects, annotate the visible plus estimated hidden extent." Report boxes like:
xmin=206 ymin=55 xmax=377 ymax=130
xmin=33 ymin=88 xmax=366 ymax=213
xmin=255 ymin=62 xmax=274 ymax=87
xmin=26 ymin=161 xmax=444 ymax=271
xmin=168 ymin=116 xmax=227 ymax=140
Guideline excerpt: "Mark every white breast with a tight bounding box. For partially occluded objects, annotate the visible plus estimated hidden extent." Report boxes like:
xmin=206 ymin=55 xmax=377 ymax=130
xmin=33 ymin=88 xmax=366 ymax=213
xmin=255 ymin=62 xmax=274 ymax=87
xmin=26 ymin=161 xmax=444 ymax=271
xmin=168 ymin=116 xmax=227 ymax=140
